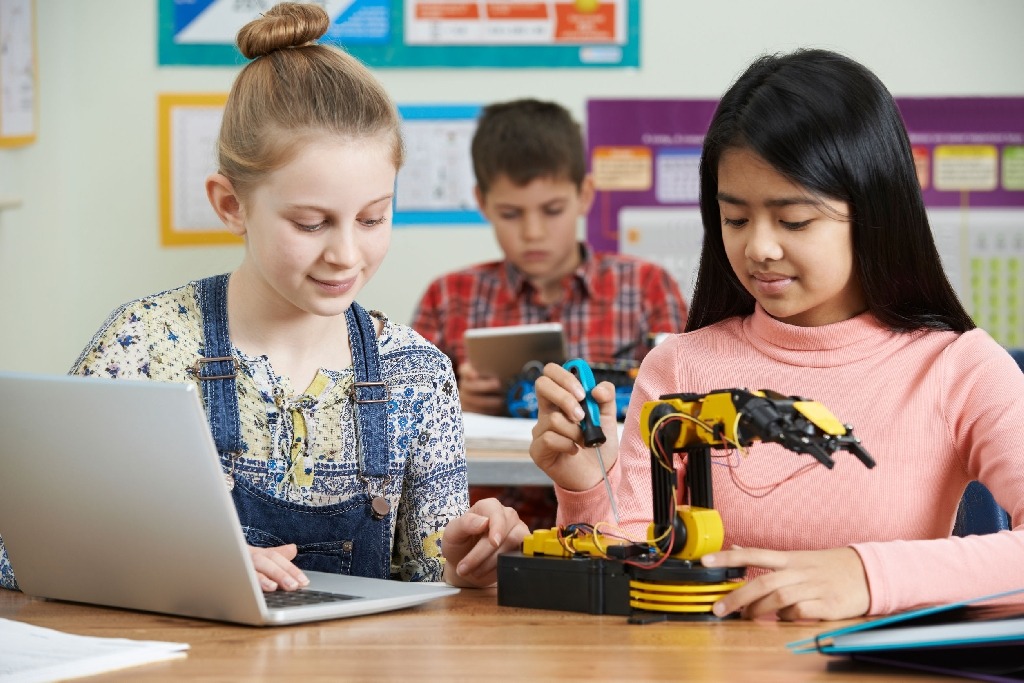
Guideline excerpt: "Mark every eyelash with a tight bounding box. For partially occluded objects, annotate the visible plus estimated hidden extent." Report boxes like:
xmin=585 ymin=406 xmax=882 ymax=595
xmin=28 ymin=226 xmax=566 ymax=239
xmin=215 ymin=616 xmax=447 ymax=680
xmin=780 ymin=220 xmax=811 ymax=230
xmin=721 ymin=217 xmax=812 ymax=230
xmin=295 ymin=216 xmax=389 ymax=232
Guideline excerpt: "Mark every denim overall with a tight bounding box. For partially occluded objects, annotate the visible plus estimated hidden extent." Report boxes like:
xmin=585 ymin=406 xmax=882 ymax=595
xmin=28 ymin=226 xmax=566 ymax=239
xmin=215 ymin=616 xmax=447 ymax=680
xmin=194 ymin=274 xmax=392 ymax=579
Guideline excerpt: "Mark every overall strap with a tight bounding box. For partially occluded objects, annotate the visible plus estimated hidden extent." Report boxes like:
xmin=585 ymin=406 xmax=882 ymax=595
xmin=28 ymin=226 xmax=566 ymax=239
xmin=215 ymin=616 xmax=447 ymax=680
xmin=345 ymin=302 xmax=390 ymax=478
xmin=194 ymin=274 xmax=243 ymax=454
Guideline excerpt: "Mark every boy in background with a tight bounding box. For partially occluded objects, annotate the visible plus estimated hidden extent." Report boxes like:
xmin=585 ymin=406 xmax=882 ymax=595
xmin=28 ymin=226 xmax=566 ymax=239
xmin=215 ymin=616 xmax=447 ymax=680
xmin=412 ymin=98 xmax=688 ymax=417
xmin=412 ymin=99 xmax=688 ymax=529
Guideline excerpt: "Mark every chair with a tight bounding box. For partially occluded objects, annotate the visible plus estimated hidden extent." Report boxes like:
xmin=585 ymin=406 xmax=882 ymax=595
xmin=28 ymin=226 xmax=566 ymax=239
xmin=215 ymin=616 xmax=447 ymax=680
xmin=951 ymin=348 xmax=1022 ymax=537
xmin=953 ymin=481 xmax=1010 ymax=536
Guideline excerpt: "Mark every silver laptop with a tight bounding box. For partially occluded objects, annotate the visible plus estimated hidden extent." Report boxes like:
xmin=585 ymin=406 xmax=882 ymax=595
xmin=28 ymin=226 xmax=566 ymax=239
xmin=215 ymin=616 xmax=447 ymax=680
xmin=0 ymin=371 xmax=458 ymax=626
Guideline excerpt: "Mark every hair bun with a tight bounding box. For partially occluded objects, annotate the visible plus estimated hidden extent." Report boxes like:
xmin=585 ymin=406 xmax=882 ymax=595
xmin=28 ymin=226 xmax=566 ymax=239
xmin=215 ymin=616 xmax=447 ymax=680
xmin=236 ymin=2 xmax=330 ymax=60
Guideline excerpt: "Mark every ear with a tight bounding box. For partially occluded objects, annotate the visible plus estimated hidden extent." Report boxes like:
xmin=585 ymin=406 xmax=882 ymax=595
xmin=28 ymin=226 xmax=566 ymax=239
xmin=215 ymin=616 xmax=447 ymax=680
xmin=473 ymin=184 xmax=494 ymax=222
xmin=206 ymin=173 xmax=247 ymax=236
xmin=577 ymin=174 xmax=596 ymax=215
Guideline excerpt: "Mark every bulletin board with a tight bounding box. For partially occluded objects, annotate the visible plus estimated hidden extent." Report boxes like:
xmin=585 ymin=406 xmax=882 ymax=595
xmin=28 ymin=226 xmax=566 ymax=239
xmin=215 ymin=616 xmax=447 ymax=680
xmin=586 ymin=97 xmax=1024 ymax=347
xmin=157 ymin=93 xmax=240 ymax=247
xmin=158 ymin=0 xmax=640 ymax=69
xmin=0 ymin=0 xmax=37 ymax=147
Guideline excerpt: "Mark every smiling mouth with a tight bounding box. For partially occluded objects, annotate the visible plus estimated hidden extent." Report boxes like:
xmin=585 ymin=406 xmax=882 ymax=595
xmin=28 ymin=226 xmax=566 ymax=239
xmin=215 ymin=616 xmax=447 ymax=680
xmin=749 ymin=273 xmax=795 ymax=295
xmin=311 ymin=276 xmax=356 ymax=292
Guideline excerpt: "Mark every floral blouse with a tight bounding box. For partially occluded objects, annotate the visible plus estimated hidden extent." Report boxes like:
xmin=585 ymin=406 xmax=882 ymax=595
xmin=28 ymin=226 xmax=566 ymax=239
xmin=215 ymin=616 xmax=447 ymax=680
xmin=0 ymin=280 xmax=467 ymax=590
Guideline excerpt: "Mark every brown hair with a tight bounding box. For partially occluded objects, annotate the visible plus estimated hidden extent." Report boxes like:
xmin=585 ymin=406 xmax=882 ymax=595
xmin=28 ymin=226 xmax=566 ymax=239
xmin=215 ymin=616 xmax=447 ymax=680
xmin=218 ymin=2 xmax=403 ymax=198
xmin=470 ymin=98 xmax=586 ymax=196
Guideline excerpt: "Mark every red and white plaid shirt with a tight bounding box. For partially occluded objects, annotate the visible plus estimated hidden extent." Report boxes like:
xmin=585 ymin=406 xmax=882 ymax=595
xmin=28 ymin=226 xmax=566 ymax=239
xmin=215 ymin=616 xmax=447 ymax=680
xmin=411 ymin=244 xmax=688 ymax=370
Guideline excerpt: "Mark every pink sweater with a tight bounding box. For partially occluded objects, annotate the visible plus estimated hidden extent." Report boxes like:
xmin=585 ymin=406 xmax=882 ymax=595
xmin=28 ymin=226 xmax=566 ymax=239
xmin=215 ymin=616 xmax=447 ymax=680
xmin=555 ymin=306 xmax=1024 ymax=615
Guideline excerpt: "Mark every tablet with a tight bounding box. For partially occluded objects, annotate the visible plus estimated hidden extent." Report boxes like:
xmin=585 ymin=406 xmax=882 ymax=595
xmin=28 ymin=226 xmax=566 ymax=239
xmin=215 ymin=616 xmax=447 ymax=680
xmin=464 ymin=323 xmax=567 ymax=385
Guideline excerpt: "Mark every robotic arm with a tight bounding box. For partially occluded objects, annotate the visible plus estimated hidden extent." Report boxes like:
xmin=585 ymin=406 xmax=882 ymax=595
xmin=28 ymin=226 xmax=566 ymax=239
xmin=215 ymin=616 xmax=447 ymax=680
xmin=640 ymin=389 xmax=875 ymax=559
xmin=499 ymin=384 xmax=876 ymax=621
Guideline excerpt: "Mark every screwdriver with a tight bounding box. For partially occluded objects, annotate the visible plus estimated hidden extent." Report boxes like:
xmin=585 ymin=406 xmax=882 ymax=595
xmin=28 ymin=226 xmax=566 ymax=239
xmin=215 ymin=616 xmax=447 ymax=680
xmin=563 ymin=359 xmax=621 ymax=526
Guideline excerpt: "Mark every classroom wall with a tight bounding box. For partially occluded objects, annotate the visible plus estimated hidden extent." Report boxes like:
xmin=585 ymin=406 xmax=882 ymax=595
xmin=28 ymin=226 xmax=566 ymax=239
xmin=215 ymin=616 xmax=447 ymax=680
xmin=1 ymin=0 xmax=1023 ymax=373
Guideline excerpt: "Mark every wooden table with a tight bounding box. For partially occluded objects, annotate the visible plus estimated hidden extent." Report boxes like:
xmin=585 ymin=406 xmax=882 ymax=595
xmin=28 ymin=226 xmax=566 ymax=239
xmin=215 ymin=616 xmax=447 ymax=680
xmin=1 ymin=588 xmax=948 ymax=681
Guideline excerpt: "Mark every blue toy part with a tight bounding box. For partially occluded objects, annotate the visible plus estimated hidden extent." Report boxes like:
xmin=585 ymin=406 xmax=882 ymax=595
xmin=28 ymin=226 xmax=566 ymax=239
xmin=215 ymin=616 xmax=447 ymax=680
xmin=506 ymin=376 xmax=539 ymax=418
xmin=505 ymin=360 xmax=636 ymax=422
xmin=614 ymin=384 xmax=632 ymax=422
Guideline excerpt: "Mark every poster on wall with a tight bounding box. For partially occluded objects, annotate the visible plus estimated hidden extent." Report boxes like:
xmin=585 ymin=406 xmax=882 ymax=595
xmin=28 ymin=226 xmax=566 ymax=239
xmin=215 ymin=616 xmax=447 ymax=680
xmin=395 ymin=105 xmax=484 ymax=225
xmin=586 ymin=97 xmax=1024 ymax=348
xmin=158 ymin=0 xmax=640 ymax=68
xmin=158 ymin=93 xmax=240 ymax=247
xmin=585 ymin=99 xmax=718 ymax=304
xmin=0 ymin=0 xmax=37 ymax=147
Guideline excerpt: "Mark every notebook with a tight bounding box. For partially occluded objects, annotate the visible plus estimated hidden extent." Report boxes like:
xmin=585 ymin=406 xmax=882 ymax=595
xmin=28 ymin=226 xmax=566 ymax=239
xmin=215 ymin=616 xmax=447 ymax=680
xmin=0 ymin=371 xmax=458 ymax=626
xmin=788 ymin=588 xmax=1024 ymax=682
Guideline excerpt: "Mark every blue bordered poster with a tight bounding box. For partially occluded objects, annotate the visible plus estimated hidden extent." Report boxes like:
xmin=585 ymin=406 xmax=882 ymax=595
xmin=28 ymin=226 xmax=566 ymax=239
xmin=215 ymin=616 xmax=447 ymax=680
xmin=158 ymin=0 xmax=640 ymax=68
xmin=395 ymin=104 xmax=485 ymax=226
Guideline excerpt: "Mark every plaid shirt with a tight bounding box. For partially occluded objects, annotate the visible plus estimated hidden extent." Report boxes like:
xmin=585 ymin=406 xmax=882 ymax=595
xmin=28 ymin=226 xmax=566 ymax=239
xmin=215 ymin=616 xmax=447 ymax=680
xmin=412 ymin=244 xmax=688 ymax=370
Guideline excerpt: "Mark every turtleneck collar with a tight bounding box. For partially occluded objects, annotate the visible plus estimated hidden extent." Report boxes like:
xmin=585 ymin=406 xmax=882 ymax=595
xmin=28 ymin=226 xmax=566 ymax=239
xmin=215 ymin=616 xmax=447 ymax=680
xmin=742 ymin=304 xmax=900 ymax=367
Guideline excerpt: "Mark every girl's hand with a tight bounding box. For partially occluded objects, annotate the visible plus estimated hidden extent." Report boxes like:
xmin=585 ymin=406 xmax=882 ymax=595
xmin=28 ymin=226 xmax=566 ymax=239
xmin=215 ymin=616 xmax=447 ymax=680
xmin=457 ymin=361 xmax=506 ymax=416
xmin=701 ymin=546 xmax=870 ymax=621
xmin=442 ymin=498 xmax=528 ymax=588
xmin=529 ymin=362 xmax=618 ymax=491
xmin=248 ymin=543 xmax=309 ymax=592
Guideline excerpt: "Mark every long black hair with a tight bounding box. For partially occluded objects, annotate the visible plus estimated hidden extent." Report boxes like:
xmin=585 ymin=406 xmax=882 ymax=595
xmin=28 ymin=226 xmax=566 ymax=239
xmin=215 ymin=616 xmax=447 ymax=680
xmin=686 ymin=48 xmax=974 ymax=333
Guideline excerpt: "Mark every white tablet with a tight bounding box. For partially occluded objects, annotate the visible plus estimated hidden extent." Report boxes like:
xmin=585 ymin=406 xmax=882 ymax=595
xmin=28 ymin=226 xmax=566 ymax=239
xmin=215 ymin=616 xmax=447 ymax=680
xmin=464 ymin=323 xmax=567 ymax=385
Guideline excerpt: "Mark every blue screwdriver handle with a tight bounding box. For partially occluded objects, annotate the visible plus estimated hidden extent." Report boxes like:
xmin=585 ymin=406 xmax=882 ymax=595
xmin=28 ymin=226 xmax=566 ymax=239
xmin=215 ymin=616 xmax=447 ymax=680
xmin=563 ymin=359 xmax=607 ymax=448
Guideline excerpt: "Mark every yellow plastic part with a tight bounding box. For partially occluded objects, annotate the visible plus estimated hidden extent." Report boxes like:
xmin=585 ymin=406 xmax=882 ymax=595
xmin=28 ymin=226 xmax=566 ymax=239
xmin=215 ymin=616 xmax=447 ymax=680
xmin=629 ymin=580 xmax=744 ymax=613
xmin=629 ymin=580 xmax=742 ymax=594
xmin=647 ymin=506 xmax=724 ymax=561
xmin=793 ymin=400 xmax=847 ymax=436
xmin=521 ymin=527 xmax=627 ymax=558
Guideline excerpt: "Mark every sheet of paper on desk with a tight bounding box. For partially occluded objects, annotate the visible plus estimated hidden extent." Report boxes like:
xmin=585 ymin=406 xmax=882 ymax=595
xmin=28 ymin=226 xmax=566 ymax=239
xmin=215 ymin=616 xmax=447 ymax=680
xmin=0 ymin=617 xmax=188 ymax=682
xmin=462 ymin=412 xmax=624 ymax=451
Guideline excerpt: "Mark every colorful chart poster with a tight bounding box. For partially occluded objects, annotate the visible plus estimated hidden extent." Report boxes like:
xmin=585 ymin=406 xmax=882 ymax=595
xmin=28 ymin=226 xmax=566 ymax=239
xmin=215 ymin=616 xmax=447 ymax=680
xmin=158 ymin=0 xmax=640 ymax=68
xmin=585 ymin=99 xmax=718 ymax=303
xmin=586 ymin=98 xmax=1024 ymax=347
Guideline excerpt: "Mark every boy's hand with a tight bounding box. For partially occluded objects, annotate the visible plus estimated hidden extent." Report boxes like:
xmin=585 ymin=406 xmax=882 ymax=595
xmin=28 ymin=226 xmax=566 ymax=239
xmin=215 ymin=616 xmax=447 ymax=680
xmin=701 ymin=546 xmax=870 ymax=621
xmin=248 ymin=543 xmax=310 ymax=592
xmin=457 ymin=361 xmax=506 ymax=415
xmin=529 ymin=362 xmax=618 ymax=491
xmin=442 ymin=498 xmax=528 ymax=587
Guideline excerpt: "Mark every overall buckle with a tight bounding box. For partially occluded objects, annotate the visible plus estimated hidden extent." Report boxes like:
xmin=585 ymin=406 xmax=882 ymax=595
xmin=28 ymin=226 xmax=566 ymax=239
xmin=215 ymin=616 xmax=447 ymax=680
xmin=193 ymin=356 xmax=238 ymax=380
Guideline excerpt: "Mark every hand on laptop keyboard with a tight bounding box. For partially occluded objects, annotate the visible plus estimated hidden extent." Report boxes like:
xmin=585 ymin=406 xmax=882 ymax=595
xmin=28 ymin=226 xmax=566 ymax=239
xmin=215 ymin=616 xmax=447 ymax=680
xmin=249 ymin=543 xmax=310 ymax=592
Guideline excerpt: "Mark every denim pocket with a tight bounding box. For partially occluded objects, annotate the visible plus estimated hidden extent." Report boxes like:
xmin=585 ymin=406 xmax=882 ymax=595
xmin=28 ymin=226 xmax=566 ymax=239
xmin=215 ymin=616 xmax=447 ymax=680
xmin=294 ymin=539 xmax=354 ymax=575
xmin=243 ymin=527 xmax=354 ymax=575
xmin=242 ymin=526 xmax=286 ymax=548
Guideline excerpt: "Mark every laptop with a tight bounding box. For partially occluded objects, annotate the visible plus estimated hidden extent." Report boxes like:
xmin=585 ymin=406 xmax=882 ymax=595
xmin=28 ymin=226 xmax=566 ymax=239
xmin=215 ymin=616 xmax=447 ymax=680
xmin=0 ymin=371 xmax=458 ymax=626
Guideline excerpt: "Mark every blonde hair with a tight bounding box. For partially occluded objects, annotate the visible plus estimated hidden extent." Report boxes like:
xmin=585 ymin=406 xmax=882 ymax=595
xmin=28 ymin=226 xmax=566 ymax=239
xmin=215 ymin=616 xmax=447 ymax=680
xmin=218 ymin=2 xmax=403 ymax=198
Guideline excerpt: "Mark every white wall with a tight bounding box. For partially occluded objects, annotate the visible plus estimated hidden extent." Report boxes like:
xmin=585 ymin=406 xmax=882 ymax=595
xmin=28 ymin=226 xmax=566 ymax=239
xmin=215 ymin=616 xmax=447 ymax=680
xmin=2 ymin=0 xmax=1022 ymax=373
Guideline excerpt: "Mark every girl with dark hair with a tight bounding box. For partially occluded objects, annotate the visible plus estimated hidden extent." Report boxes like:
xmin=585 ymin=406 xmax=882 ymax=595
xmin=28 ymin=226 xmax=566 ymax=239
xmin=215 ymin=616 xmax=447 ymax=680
xmin=528 ymin=49 xmax=1024 ymax=621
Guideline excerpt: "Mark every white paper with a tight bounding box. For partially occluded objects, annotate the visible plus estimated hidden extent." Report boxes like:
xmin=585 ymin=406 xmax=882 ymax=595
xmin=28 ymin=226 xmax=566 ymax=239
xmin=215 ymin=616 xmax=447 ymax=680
xmin=462 ymin=412 xmax=624 ymax=451
xmin=0 ymin=618 xmax=188 ymax=683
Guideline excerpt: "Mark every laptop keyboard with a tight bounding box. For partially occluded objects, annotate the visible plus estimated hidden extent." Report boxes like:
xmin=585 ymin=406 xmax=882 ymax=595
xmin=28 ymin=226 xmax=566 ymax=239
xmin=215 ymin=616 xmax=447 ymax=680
xmin=264 ymin=589 xmax=357 ymax=608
